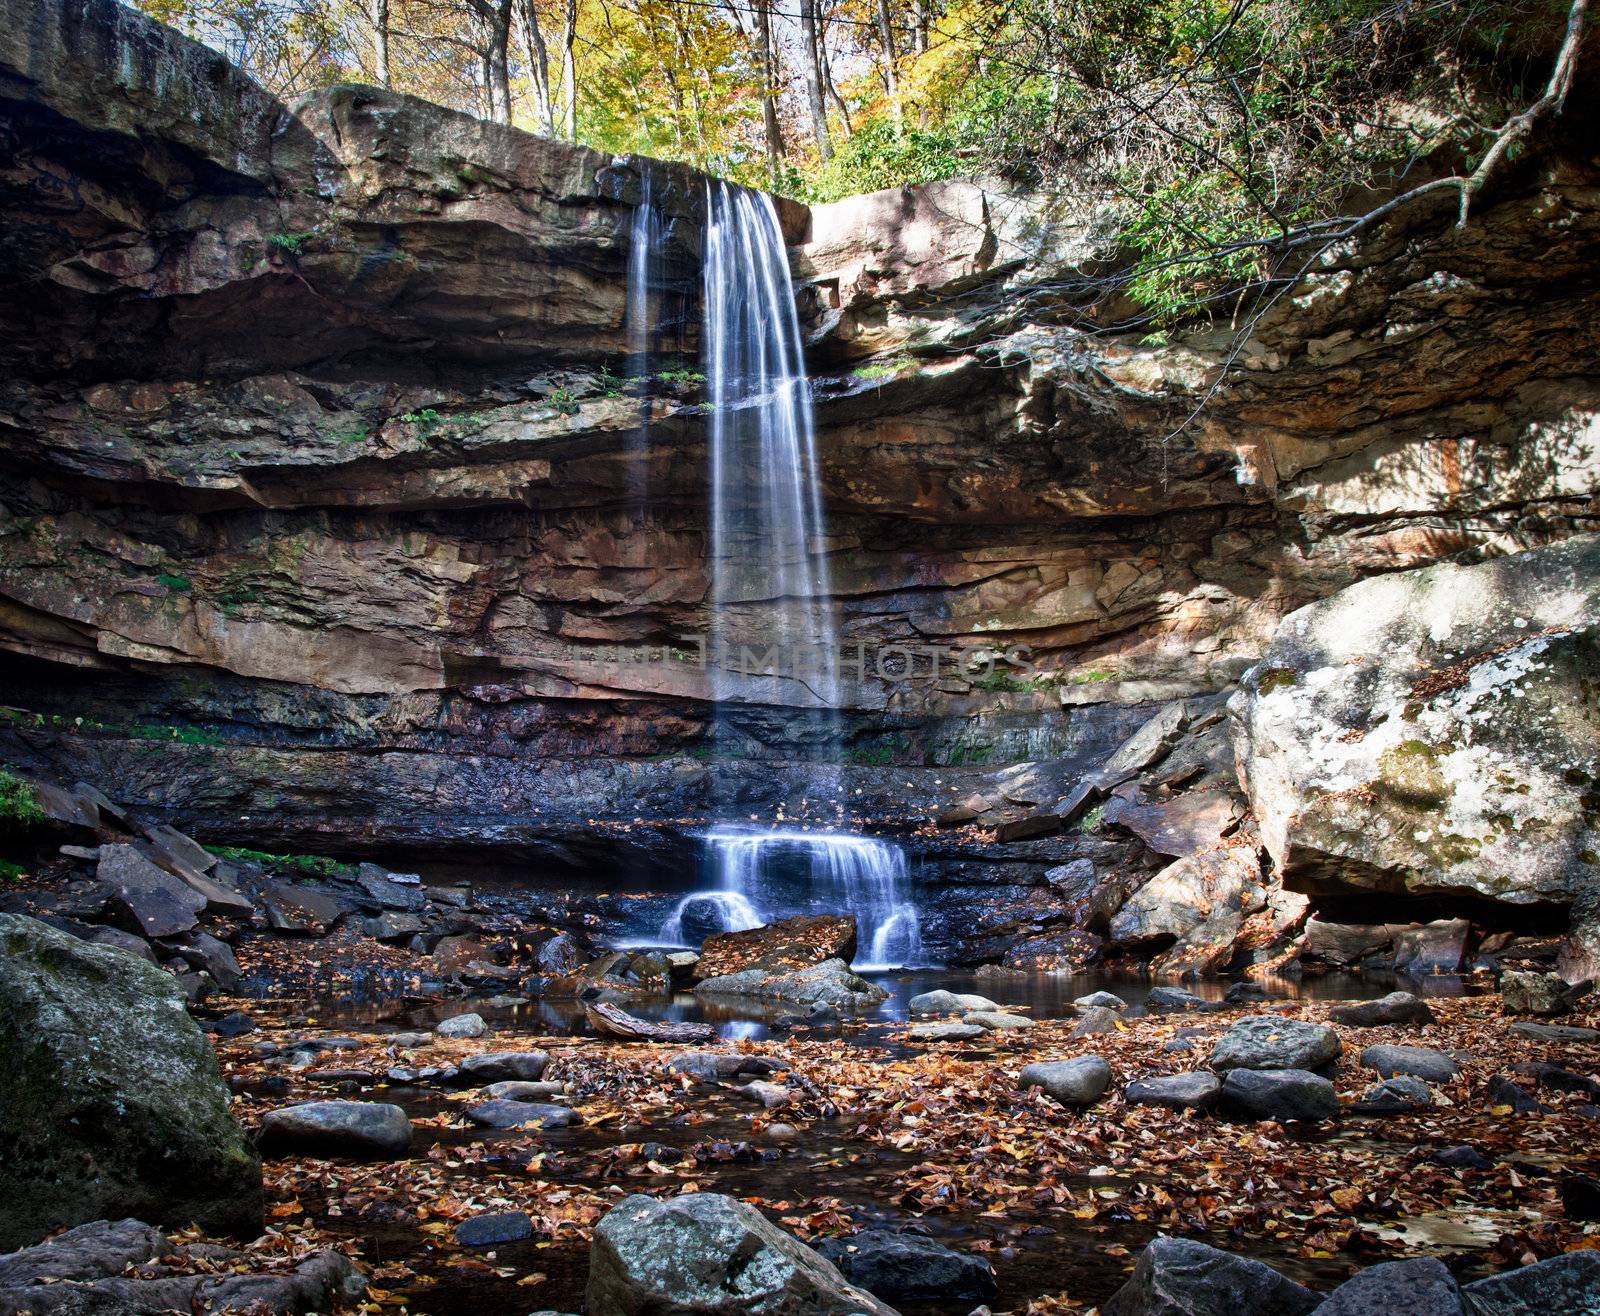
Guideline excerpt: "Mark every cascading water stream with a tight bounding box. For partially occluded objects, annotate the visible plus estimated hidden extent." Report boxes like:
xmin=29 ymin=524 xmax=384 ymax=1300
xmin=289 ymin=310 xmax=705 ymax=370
xmin=623 ymin=171 xmax=663 ymax=519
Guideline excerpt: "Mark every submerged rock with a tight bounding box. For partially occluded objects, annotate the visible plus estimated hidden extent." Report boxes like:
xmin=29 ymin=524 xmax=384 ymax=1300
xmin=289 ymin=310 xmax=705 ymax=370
xmin=814 ymin=1229 xmax=997 ymax=1304
xmin=0 ymin=913 xmax=263 ymax=1250
xmin=1146 ymin=986 xmax=1207 ymax=1013
xmin=1102 ymin=1235 xmax=1318 ymax=1316
xmin=587 ymin=1192 xmax=895 ymax=1316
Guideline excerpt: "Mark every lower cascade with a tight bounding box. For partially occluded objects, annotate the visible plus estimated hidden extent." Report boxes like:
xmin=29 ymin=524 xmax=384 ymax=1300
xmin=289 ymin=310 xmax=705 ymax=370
xmin=656 ymin=829 xmax=923 ymax=970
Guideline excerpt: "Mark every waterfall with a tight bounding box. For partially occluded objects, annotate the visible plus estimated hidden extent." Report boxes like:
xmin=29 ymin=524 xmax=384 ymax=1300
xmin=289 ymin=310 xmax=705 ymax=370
xmin=656 ymin=829 xmax=923 ymax=970
xmin=624 ymin=171 xmax=663 ymax=517
xmin=702 ymin=181 xmax=839 ymax=714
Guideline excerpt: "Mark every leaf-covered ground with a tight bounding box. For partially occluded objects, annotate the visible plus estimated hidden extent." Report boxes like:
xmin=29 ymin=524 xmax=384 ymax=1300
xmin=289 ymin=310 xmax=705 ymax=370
xmin=212 ymin=991 xmax=1600 ymax=1313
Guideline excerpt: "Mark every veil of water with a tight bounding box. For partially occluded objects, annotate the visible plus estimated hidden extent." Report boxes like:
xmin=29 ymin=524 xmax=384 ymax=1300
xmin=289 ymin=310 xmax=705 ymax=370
xmin=657 ymin=828 xmax=923 ymax=969
xmin=624 ymin=171 xmax=663 ymax=517
xmin=626 ymin=183 xmax=922 ymax=969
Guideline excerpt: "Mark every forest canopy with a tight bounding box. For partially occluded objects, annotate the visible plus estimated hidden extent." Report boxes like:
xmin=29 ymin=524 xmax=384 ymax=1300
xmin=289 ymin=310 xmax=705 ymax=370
xmin=140 ymin=0 xmax=1589 ymax=328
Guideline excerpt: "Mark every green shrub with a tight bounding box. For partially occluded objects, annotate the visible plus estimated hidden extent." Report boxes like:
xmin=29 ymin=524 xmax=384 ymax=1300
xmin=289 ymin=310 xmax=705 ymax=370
xmin=205 ymin=845 xmax=354 ymax=879
xmin=0 ymin=769 xmax=45 ymax=826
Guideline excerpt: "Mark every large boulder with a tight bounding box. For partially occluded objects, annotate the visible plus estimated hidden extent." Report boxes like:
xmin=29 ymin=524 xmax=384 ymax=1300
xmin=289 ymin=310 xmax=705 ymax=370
xmin=0 ymin=915 xmax=262 ymax=1251
xmin=1209 ymin=1016 xmax=1342 ymax=1072
xmin=1312 ymin=1257 xmax=1463 ymax=1314
xmin=1219 ymin=1069 xmax=1339 ymax=1122
xmin=1229 ymin=537 xmax=1600 ymax=934
xmin=695 ymin=958 xmax=888 ymax=1012
xmin=696 ymin=916 xmax=858 ymax=978
xmin=1102 ymin=1236 xmax=1318 ymax=1316
xmin=1107 ymin=848 xmax=1267 ymax=975
xmin=586 ymin=1193 xmax=895 ymax=1316
xmin=1461 ymin=1252 xmax=1600 ymax=1314
xmin=1020 ymin=1056 xmax=1112 ymax=1106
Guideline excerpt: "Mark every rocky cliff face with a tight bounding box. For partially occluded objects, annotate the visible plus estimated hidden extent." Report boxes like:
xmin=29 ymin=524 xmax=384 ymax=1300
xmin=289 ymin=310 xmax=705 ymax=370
xmin=1 ymin=0 xmax=1596 ymax=965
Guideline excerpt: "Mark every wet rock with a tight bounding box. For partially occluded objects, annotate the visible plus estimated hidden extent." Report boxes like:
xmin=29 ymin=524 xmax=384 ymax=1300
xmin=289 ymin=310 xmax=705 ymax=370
xmin=207 ymin=1010 xmax=257 ymax=1038
xmin=480 ymin=1082 xmax=569 ymax=1101
xmin=695 ymin=959 xmax=888 ymax=1013
xmin=587 ymin=1192 xmax=894 ymax=1316
xmin=1002 ymin=929 xmax=1104 ymax=972
xmin=1508 ymin=1021 xmax=1600 ymax=1043
xmin=164 ymin=930 xmax=242 ymax=991
xmin=1431 ymin=1145 xmax=1493 ymax=1169
xmin=962 ymin=1011 xmax=1033 ymax=1031
xmin=1361 ymin=1044 xmax=1459 ymax=1083
xmin=307 ymin=1067 xmax=376 ymax=1085
xmin=536 ymin=932 xmax=583 ymax=975
xmin=665 ymin=1052 xmax=784 ymax=1083
xmin=909 ymin=1022 xmax=985 ymax=1042
xmin=1209 ymin=1016 xmax=1342 ymax=1072
xmin=1102 ymin=1235 xmax=1318 ymax=1316
xmin=1125 ymin=1072 xmax=1221 ymax=1112
xmin=1070 ymin=1006 xmax=1122 ymax=1037
xmin=1224 ymin=981 xmax=1274 ymax=1004
xmin=1220 ymin=1068 xmax=1339 ymax=1122
xmin=457 ymin=1051 xmax=550 ymax=1083
xmin=1501 ymin=970 xmax=1588 ymax=1016
xmin=0 ymin=914 xmax=263 ymax=1250
xmin=909 ymin=989 xmax=998 ymax=1015
xmin=1462 ymin=1252 xmax=1600 ymax=1314
xmin=1328 ymin=991 xmax=1436 ymax=1027
xmin=257 ymin=1101 xmax=412 ymax=1158
xmin=994 ymin=814 xmax=1063 ymax=843
xmin=1509 ymin=1061 xmax=1600 ymax=1099
xmin=98 ymin=844 xmax=205 ymax=939
xmin=435 ymin=1012 xmax=487 ymax=1038
xmin=433 ymin=935 xmax=493 ymax=972
xmin=1146 ymin=986 xmax=1206 ymax=1012
xmin=367 ymin=911 xmax=427 ymax=942
xmin=1393 ymin=919 xmax=1471 ymax=975
xmin=814 ymin=1230 xmax=998 ymax=1304
xmin=1020 ymin=1056 xmax=1111 ymax=1106
xmin=1311 ymin=1257 xmax=1462 ymax=1315
xmin=697 ymin=916 xmax=858 ymax=979
xmin=1485 ymin=1074 xmax=1548 ymax=1113
xmin=1075 ymin=991 xmax=1126 ymax=1009
xmin=261 ymin=882 xmax=347 ymax=936
xmin=739 ymin=1081 xmax=792 ymax=1109
xmin=455 ymin=1211 xmax=534 ymax=1247
xmin=0 ymin=1218 xmax=365 ymax=1316
xmin=89 ymin=926 xmax=157 ymax=963
xmin=463 ymin=1100 xmax=580 ymax=1130
xmin=1354 ymin=1074 xmax=1434 ymax=1113
xmin=356 ymin=864 xmax=427 ymax=911
xmin=385 ymin=1031 xmax=433 ymax=1048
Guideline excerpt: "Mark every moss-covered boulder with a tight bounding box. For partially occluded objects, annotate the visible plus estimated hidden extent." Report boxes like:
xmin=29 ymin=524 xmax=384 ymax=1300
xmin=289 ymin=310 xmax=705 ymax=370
xmin=1230 ymin=536 xmax=1600 ymax=936
xmin=0 ymin=914 xmax=264 ymax=1250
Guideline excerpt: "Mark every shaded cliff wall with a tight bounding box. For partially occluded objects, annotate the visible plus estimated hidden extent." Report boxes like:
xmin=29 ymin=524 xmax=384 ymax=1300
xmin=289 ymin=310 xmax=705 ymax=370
xmin=0 ymin=0 xmax=1596 ymax=910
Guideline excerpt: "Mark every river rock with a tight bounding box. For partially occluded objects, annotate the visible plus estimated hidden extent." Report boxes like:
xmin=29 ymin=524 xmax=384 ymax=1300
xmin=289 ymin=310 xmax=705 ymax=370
xmin=1146 ymin=986 xmax=1206 ymax=1012
xmin=696 ymin=916 xmax=858 ymax=978
xmin=1020 ymin=1056 xmax=1111 ymax=1106
xmin=1312 ymin=1257 xmax=1463 ymax=1315
xmin=1071 ymin=1005 xmax=1122 ymax=1037
xmin=1362 ymin=1044 xmax=1459 ymax=1082
xmin=0 ymin=913 xmax=263 ymax=1250
xmin=1509 ymin=1021 xmax=1600 ymax=1043
xmin=908 ymin=989 xmax=998 ymax=1015
xmin=739 ymin=1081 xmax=792 ymax=1109
xmin=1354 ymin=1075 xmax=1434 ymax=1113
xmin=1220 ymin=1068 xmax=1340 ymax=1122
xmin=1432 ymin=1145 xmax=1493 ymax=1169
xmin=483 ymin=1080 xmax=566 ymax=1100
xmin=455 ymin=1211 xmax=534 ymax=1246
xmin=1209 ymin=1016 xmax=1342 ymax=1072
xmin=587 ymin=1192 xmax=895 ymax=1316
xmin=98 ymin=843 xmax=206 ymax=938
xmin=457 ymin=1051 xmax=549 ymax=1083
xmin=464 ymin=1100 xmax=580 ymax=1129
xmin=695 ymin=959 xmax=888 ymax=1012
xmin=1462 ymin=1252 xmax=1600 ymax=1314
xmin=1328 ymin=992 xmax=1436 ymax=1027
xmin=257 ymin=1101 xmax=413 ymax=1157
xmin=1486 ymin=1074 xmax=1547 ymax=1113
xmin=963 ymin=1010 xmax=1033 ymax=1031
xmin=0 ymin=1218 xmax=366 ymax=1315
xmin=814 ymin=1229 xmax=998 ymax=1304
xmin=1125 ymin=1072 xmax=1221 ymax=1112
xmin=435 ymin=1012 xmax=487 ymax=1038
xmin=1502 ymin=970 xmax=1586 ymax=1016
xmin=909 ymin=1021 xmax=985 ymax=1042
xmin=1075 ymin=991 xmax=1127 ymax=1009
xmin=1102 ymin=1235 xmax=1318 ymax=1316
xmin=665 ymin=1052 xmax=784 ymax=1083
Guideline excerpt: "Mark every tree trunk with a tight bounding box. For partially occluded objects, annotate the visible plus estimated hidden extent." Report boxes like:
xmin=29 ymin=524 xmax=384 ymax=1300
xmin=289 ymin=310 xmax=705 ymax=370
xmin=517 ymin=0 xmax=555 ymax=133
xmin=755 ymin=0 xmax=787 ymax=180
xmin=874 ymin=0 xmax=901 ymax=129
xmin=559 ymin=0 xmax=578 ymax=139
xmin=797 ymin=0 xmax=832 ymax=161
xmin=369 ymin=0 xmax=390 ymax=88
xmin=486 ymin=0 xmax=513 ymax=125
